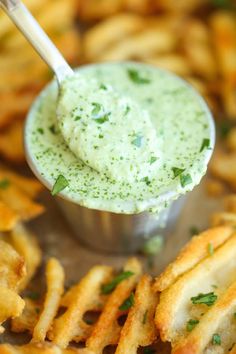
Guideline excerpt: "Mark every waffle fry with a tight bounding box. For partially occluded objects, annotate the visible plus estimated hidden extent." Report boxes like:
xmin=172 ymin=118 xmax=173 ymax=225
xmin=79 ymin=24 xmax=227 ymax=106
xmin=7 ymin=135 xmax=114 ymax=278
xmin=0 ymin=342 xmax=82 ymax=354
xmin=0 ymin=201 xmax=19 ymax=231
xmin=85 ymin=258 xmax=142 ymax=353
xmin=173 ymin=279 xmax=236 ymax=354
xmin=115 ymin=274 xmax=158 ymax=353
xmin=32 ymin=258 xmax=64 ymax=342
xmin=11 ymin=298 xmax=41 ymax=335
xmin=156 ymin=231 xmax=236 ymax=344
xmin=0 ymin=240 xmax=26 ymax=291
xmin=50 ymin=265 xmax=113 ymax=347
xmin=154 ymin=226 xmax=233 ymax=292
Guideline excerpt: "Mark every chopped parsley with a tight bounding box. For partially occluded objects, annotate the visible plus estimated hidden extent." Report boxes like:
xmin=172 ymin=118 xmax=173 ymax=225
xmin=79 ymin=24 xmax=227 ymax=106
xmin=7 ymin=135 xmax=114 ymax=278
xmin=100 ymin=83 xmax=107 ymax=90
xmin=180 ymin=173 xmax=192 ymax=188
xmin=49 ymin=124 xmax=57 ymax=134
xmin=26 ymin=291 xmax=40 ymax=300
xmin=74 ymin=116 xmax=81 ymax=121
xmin=37 ymin=128 xmax=44 ymax=135
xmin=131 ymin=134 xmax=143 ymax=147
xmin=91 ymin=102 xmax=102 ymax=116
xmin=119 ymin=292 xmax=135 ymax=311
xmin=142 ymin=235 xmax=164 ymax=256
xmin=142 ymin=310 xmax=148 ymax=324
xmin=200 ymin=138 xmax=210 ymax=152
xmin=0 ymin=178 xmax=10 ymax=189
xmin=172 ymin=167 xmax=185 ymax=178
xmin=51 ymin=174 xmax=69 ymax=196
xmin=186 ymin=319 xmax=199 ymax=332
xmin=127 ymin=69 xmax=151 ymax=84
xmin=101 ymin=271 xmax=134 ymax=294
xmin=212 ymin=333 xmax=221 ymax=345
xmin=149 ymin=156 xmax=157 ymax=164
xmin=142 ymin=176 xmax=151 ymax=186
xmin=143 ymin=348 xmax=155 ymax=354
xmin=191 ymin=292 xmax=217 ymax=306
xmin=208 ymin=243 xmax=214 ymax=256
xmin=125 ymin=105 xmax=130 ymax=115
xmin=94 ymin=113 xmax=110 ymax=124
xmin=189 ymin=226 xmax=199 ymax=236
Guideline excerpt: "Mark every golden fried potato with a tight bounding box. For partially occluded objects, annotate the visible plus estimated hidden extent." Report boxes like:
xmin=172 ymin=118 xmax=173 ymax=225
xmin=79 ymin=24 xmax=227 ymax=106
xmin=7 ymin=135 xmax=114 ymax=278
xmin=154 ymin=0 xmax=209 ymax=13
xmin=145 ymin=54 xmax=192 ymax=76
xmin=116 ymin=274 xmax=158 ymax=353
xmin=210 ymin=150 xmax=236 ymax=190
xmin=205 ymin=178 xmax=226 ymax=197
xmin=173 ymin=279 xmax=236 ymax=354
xmin=98 ymin=27 xmax=176 ymax=62
xmin=211 ymin=212 xmax=236 ymax=227
xmin=86 ymin=258 xmax=142 ymax=353
xmin=224 ymin=194 xmax=236 ymax=213
xmin=0 ymin=240 xmax=26 ymax=291
xmin=83 ymin=13 xmax=144 ymax=61
xmin=156 ymin=232 xmax=236 ymax=343
xmin=9 ymin=224 xmax=42 ymax=291
xmin=0 ymin=120 xmax=25 ymax=163
xmin=32 ymin=258 xmax=64 ymax=342
xmin=0 ymin=342 xmax=82 ymax=354
xmin=11 ymin=298 xmax=41 ymax=335
xmin=0 ymin=201 xmax=19 ymax=231
xmin=0 ymin=178 xmax=44 ymax=221
xmin=50 ymin=265 xmax=113 ymax=347
xmin=154 ymin=226 xmax=233 ymax=292
xmin=77 ymin=0 xmax=122 ymax=21
xmin=182 ymin=19 xmax=217 ymax=79
xmin=0 ymin=287 xmax=25 ymax=330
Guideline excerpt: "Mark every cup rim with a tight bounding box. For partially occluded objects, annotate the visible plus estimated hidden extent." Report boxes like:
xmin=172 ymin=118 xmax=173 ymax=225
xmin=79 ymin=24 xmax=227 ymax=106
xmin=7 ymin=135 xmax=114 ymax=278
xmin=24 ymin=61 xmax=216 ymax=214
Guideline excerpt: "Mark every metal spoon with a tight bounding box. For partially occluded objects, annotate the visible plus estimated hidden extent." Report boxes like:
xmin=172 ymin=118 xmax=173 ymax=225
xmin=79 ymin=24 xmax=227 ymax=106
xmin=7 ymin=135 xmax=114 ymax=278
xmin=0 ymin=0 xmax=74 ymax=84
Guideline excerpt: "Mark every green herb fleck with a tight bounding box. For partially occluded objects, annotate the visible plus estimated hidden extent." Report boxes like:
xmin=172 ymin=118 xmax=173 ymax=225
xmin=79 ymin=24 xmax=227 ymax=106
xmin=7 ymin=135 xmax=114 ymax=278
xmin=119 ymin=292 xmax=135 ymax=311
xmin=142 ymin=235 xmax=163 ymax=256
xmin=125 ymin=106 xmax=130 ymax=115
xmin=127 ymin=69 xmax=151 ymax=84
xmin=0 ymin=178 xmax=10 ymax=189
xmin=91 ymin=102 xmax=102 ymax=116
xmin=200 ymin=138 xmax=210 ymax=152
xmin=149 ymin=156 xmax=157 ymax=164
xmin=99 ymin=134 xmax=104 ymax=139
xmin=180 ymin=173 xmax=192 ymax=188
xmin=74 ymin=116 xmax=81 ymax=121
xmin=212 ymin=284 xmax=218 ymax=289
xmin=142 ymin=310 xmax=148 ymax=324
xmin=143 ymin=348 xmax=155 ymax=354
xmin=191 ymin=292 xmax=217 ymax=307
xmin=51 ymin=174 xmax=69 ymax=196
xmin=208 ymin=243 xmax=214 ymax=256
xmin=172 ymin=167 xmax=185 ymax=178
xmin=100 ymin=83 xmax=107 ymax=90
xmin=37 ymin=128 xmax=44 ymax=135
xmin=101 ymin=271 xmax=134 ymax=294
xmin=94 ymin=112 xmax=110 ymax=124
xmin=142 ymin=176 xmax=151 ymax=186
xmin=132 ymin=134 xmax=143 ymax=147
xmin=212 ymin=333 xmax=221 ymax=345
xmin=49 ymin=124 xmax=57 ymax=134
xmin=26 ymin=291 xmax=40 ymax=300
xmin=189 ymin=226 xmax=199 ymax=236
xmin=186 ymin=319 xmax=199 ymax=332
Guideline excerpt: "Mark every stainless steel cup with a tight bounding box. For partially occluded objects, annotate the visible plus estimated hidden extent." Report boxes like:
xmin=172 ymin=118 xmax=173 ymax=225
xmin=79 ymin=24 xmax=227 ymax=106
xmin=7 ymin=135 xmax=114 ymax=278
xmin=56 ymin=196 xmax=186 ymax=253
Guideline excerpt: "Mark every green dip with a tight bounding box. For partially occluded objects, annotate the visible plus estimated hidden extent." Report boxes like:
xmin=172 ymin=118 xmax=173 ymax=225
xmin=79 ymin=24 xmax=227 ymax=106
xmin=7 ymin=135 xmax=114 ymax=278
xmin=25 ymin=62 xmax=214 ymax=214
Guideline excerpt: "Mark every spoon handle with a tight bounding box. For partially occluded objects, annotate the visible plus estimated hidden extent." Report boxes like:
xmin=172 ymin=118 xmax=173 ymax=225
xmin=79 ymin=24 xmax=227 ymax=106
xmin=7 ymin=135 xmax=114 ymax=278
xmin=0 ymin=0 xmax=73 ymax=83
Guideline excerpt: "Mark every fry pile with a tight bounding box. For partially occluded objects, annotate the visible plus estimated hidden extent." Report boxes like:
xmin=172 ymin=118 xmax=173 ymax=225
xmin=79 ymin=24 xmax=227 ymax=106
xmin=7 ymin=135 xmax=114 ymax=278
xmin=1 ymin=223 xmax=236 ymax=353
xmin=0 ymin=0 xmax=80 ymax=163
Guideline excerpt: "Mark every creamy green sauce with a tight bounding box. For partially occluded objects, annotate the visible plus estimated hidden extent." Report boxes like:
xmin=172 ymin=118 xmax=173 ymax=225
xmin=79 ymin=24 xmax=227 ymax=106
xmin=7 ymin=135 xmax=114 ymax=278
xmin=25 ymin=62 xmax=214 ymax=214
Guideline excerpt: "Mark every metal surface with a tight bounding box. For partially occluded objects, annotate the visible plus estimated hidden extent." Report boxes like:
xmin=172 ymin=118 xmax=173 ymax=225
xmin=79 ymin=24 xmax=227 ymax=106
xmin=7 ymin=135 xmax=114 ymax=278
xmin=0 ymin=0 xmax=73 ymax=83
xmin=56 ymin=196 xmax=186 ymax=253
